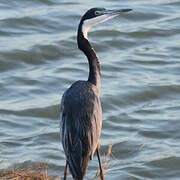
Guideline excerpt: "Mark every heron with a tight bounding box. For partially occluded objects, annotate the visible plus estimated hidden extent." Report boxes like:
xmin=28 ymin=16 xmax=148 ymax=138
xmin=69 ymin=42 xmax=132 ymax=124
xmin=60 ymin=7 xmax=132 ymax=180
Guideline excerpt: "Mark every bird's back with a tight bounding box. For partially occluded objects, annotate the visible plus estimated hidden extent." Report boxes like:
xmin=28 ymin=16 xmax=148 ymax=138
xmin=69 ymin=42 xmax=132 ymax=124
xmin=60 ymin=80 xmax=102 ymax=179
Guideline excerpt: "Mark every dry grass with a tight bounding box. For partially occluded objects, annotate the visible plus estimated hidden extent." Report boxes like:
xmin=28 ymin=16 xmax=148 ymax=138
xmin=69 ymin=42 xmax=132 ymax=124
xmin=0 ymin=144 xmax=113 ymax=180
xmin=0 ymin=163 xmax=54 ymax=180
xmin=96 ymin=143 xmax=112 ymax=180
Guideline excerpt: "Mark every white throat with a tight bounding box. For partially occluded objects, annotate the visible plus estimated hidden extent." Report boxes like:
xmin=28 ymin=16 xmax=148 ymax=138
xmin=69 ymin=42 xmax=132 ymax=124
xmin=82 ymin=14 xmax=119 ymax=39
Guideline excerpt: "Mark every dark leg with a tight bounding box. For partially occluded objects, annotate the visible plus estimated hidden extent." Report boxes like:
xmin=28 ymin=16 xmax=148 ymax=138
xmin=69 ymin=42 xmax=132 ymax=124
xmin=64 ymin=160 xmax=68 ymax=180
xmin=97 ymin=144 xmax=104 ymax=180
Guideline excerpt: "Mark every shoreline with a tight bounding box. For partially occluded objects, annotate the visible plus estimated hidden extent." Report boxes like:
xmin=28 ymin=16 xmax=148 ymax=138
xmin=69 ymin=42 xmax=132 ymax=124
xmin=0 ymin=144 xmax=112 ymax=180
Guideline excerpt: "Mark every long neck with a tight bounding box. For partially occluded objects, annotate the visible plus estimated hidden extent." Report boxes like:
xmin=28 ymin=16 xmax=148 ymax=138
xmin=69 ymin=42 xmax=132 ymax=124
xmin=77 ymin=21 xmax=101 ymax=92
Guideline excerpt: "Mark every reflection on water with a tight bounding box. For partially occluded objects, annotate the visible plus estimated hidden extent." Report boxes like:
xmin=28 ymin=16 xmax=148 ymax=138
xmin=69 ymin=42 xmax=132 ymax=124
xmin=0 ymin=0 xmax=180 ymax=179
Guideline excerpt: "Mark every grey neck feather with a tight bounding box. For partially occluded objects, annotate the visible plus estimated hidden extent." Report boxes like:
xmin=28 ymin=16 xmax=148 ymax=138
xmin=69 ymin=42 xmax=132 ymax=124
xmin=77 ymin=21 xmax=101 ymax=93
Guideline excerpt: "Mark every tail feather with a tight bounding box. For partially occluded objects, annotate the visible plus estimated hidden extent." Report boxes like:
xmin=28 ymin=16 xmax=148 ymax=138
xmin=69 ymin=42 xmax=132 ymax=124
xmin=68 ymin=154 xmax=89 ymax=180
xmin=67 ymin=138 xmax=90 ymax=180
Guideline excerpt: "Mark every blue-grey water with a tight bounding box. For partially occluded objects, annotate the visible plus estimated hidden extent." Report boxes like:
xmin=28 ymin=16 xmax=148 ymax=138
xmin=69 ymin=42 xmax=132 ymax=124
xmin=0 ymin=0 xmax=180 ymax=179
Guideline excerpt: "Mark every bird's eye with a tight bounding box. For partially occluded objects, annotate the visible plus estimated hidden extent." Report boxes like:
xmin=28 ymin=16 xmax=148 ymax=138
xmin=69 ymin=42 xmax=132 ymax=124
xmin=95 ymin=11 xmax=101 ymax=16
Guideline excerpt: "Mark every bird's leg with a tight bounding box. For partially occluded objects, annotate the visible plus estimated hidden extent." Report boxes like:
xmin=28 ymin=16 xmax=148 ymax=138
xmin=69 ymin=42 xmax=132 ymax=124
xmin=63 ymin=160 xmax=68 ymax=180
xmin=97 ymin=143 xmax=104 ymax=180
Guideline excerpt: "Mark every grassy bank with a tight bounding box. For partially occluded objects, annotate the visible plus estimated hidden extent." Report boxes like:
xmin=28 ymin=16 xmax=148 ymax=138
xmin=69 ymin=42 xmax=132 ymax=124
xmin=0 ymin=163 xmax=54 ymax=180
xmin=0 ymin=144 xmax=112 ymax=180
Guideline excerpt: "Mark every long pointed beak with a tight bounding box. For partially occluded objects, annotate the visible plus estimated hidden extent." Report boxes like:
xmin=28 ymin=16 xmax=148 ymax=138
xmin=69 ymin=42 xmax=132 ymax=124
xmin=103 ymin=8 xmax=132 ymax=15
xmin=81 ymin=8 xmax=132 ymax=39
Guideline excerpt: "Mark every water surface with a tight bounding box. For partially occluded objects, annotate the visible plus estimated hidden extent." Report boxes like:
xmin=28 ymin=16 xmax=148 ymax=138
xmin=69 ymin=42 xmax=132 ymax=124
xmin=0 ymin=0 xmax=180 ymax=179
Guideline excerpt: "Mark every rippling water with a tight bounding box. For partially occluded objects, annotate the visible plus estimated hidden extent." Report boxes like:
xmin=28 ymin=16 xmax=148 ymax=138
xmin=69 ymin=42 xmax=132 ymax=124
xmin=0 ymin=0 xmax=180 ymax=179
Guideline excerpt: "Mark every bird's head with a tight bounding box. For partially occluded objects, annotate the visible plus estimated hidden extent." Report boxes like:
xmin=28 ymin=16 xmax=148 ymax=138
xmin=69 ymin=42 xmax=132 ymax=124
xmin=80 ymin=7 xmax=132 ymax=39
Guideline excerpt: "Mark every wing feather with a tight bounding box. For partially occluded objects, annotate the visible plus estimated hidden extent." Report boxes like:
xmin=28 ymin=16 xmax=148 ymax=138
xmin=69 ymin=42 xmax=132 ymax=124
xmin=60 ymin=81 xmax=102 ymax=179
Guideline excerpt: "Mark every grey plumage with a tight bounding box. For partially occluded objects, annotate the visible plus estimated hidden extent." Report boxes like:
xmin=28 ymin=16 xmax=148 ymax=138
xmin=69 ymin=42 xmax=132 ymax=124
xmin=60 ymin=7 xmax=132 ymax=180
xmin=60 ymin=81 xmax=102 ymax=179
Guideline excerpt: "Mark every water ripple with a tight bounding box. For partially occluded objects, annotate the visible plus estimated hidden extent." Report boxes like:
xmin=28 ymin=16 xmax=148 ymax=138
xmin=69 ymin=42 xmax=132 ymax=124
xmin=0 ymin=0 xmax=180 ymax=179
